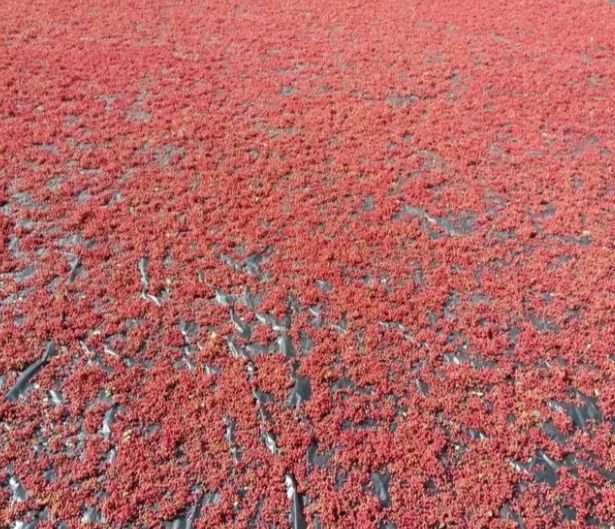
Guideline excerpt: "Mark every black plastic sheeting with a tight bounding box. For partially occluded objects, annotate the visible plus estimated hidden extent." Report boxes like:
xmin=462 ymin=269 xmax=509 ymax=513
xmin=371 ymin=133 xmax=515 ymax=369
xmin=285 ymin=474 xmax=307 ymax=529
xmin=6 ymin=342 xmax=57 ymax=402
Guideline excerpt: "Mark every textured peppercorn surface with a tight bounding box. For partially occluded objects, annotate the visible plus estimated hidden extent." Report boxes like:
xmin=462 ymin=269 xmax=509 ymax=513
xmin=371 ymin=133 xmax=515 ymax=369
xmin=1 ymin=1 xmax=615 ymax=528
